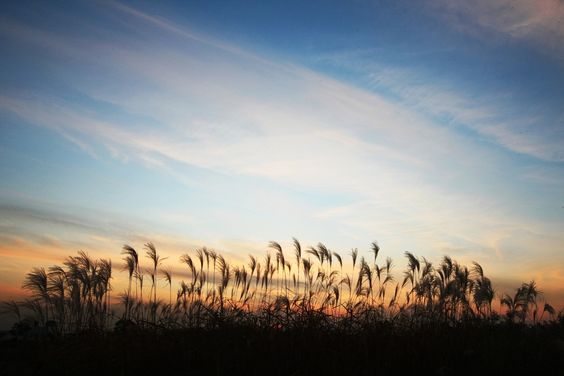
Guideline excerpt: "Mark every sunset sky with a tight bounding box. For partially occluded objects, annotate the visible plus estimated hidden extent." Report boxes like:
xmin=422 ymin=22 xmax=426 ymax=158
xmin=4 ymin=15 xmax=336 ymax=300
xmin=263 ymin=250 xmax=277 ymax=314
xmin=1 ymin=0 xmax=563 ymax=312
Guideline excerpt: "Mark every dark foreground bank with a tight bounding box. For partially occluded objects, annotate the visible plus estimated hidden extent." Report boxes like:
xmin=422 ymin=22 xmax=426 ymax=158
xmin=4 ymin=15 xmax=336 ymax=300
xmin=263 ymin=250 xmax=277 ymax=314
xmin=0 ymin=321 xmax=563 ymax=375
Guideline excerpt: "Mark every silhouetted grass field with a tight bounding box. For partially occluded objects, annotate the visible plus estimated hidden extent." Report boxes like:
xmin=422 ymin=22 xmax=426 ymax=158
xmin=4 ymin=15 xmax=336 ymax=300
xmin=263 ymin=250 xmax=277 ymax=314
xmin=1 ymin=240 xmax=563 ymax=374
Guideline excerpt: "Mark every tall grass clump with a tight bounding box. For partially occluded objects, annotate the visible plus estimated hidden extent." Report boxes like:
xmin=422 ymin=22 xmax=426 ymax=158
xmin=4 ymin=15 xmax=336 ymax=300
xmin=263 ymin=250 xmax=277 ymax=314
xmin=1 ymin=251 xmax=112 ymax=334
xmin=2 ymin=239 xmax=561 ymax=334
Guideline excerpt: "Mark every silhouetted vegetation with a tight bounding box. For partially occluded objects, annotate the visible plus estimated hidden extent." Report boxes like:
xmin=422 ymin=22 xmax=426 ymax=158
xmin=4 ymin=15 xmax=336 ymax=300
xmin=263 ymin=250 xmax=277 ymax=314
xmin=1 ymin=239 xmax=562 ymax=374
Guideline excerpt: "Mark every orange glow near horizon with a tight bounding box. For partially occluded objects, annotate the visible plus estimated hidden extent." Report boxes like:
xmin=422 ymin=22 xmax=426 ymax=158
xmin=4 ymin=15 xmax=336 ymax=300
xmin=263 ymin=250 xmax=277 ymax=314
xmin=1 ymin=236 xmax=563 ymax=321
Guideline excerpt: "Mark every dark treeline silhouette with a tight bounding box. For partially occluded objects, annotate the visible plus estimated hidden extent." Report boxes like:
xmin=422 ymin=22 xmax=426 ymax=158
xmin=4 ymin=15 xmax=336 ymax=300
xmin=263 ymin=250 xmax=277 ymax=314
xmin=1 ymin=239 xmax=562 ymax=374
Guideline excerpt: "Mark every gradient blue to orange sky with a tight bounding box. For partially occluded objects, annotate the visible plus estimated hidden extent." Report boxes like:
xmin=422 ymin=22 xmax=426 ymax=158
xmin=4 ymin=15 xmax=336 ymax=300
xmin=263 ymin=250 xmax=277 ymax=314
xmin=1 ymin=1 xmax=563 ymax=311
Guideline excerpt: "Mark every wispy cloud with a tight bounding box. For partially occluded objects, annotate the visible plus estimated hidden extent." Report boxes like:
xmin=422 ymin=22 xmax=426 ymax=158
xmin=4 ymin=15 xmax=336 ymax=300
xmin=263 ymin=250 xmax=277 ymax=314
xmin=0 ymin=5 xmax=555 ymax=237
xmin=312 ymin=50 xmax=564 ymax=162
xmin=430 ymin=0 xmax=564 ymax=58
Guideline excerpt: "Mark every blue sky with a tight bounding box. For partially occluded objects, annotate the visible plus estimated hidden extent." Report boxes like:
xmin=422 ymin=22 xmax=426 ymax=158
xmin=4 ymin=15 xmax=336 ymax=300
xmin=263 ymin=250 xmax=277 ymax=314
xmin=1 ymin=0 xmax=563 ymax=305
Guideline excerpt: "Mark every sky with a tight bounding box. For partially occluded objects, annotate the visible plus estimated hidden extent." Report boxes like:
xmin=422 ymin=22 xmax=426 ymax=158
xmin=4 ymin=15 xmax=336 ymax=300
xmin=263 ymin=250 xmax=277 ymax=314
xmin=1 ymin=0 xmax=563 ymax=311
